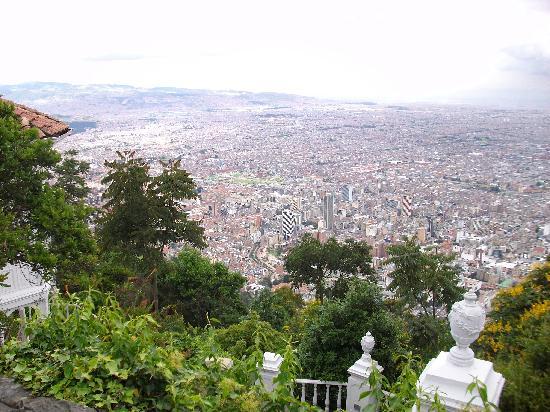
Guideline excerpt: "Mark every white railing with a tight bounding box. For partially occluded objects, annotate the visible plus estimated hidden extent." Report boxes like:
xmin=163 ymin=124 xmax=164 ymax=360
xmin=295 ymin=378 xmax=347 ymax=411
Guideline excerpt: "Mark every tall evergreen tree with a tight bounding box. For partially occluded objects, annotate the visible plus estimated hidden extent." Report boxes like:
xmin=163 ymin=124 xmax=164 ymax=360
xmin=53 ymin=149 xmax=91 ymax=205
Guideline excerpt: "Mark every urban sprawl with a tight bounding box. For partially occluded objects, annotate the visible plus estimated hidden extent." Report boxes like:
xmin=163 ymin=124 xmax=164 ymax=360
xmin=9 ymin=84 xmax=549 ymax=309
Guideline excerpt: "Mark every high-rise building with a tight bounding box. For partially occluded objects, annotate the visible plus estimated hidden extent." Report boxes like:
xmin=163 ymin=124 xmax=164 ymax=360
xmin=427 ymin=216 xmax=436 ymax=237
xmin=291 ymin=197 xmax=302 ymax=211
xmin=323 ymin=193 xmax=334 ymax=230
xmin=289 ymin=199 xmax=302 ymax=228
xmin=208 ymin=202 xmax=218 ymax=216
xmin=341 ymin=185 xmax=353 ymax=202
xmin=282 ymin=209 xmax=295 ymax=239
xmin=401 ymin=195 xmax=412 ymax=217
xmin=417 ymin=227 xmax=427 ymax=243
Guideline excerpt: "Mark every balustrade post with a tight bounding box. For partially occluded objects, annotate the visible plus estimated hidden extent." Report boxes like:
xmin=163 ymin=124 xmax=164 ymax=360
xmin=415 ymin=291 xmax=505 ymax=411
xmin=260 ymin=352 xmax=283 ymax=393
xmin=346 ymin=331 xmax=382 ymax=412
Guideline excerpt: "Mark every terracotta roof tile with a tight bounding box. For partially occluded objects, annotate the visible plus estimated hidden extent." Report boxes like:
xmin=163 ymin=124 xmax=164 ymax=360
xmin=1 ymin=97 xmax=70 ymax=137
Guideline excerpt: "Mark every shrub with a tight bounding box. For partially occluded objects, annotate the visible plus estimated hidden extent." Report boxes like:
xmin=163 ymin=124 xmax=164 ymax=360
xmin=0 ymin=291 xmax=314 ymax=411
xmin=476 ymin=259 xmax=550 ymax=411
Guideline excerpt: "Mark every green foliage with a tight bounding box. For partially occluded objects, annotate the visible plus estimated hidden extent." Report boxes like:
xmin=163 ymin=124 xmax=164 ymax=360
xmin=386 ymin=237 xmax=463 ymax=318
xmin=250 ymin=287 xmax=304 ymax=331
xmin=476 ymin=260 xmax=550 ymax=412
xmin=98 ymin=152 xmax=205 ymax=260
xmin=465 ymin=377 xmax=499 ymax=412
xmin=0 ymin=311 xmax=19 ymax=342
xmin=215 ymin=313 xmax=287 ymax=360
xmin=53 ymin=149 xmax=91 ymax=204
xmin=159 ymin=248 xmax=247 ymax=327
xmin=0 ymin=291 xmax=317 ymax=411
xmin=285 ymin=234 xmax=374 ymax=302
xmin=402 ymin=313 xmax=454 ymax=364
xmin=0 ymin=100 xmax=96 ymax=289
xmin=361 ymin=353 xmax=425 ymax=412
xmin=298 ymin=280 xmax=408 ymax=382
xmin=98 ymin=151 xmax=206 ymax=309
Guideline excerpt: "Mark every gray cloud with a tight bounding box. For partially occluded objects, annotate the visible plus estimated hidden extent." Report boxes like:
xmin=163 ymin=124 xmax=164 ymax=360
xmin=525 ymin=0 xmax=550 ymax=12
xmin=503 ymin=44 xmax=550 ymax=78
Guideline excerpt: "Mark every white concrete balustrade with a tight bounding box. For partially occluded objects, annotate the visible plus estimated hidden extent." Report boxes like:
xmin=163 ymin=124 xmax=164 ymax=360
xmin=294 ymin=379 xmax=346 ymax=411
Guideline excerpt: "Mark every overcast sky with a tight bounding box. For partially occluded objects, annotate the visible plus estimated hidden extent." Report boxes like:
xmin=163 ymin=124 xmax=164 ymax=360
xmin=3 ymin=0 xmax=550 ymax=105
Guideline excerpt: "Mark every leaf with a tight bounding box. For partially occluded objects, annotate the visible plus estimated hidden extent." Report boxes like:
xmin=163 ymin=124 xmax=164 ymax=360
xmin=105 ymin=360 xmax=120 ymax=376
xmin=12 ymin=364 xmax=26 ymax=373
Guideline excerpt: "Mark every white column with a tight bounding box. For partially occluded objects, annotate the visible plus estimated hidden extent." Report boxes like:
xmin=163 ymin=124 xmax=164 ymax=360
xmin=346 ymin=331 xmax=383 ymax=412
xmin=416 ymin=292 xmax=505 ymax=411
xmin=260 ymin=352 xmax=284 ymax=392
xmin=37 ymin=289 xmax=50 ymax=317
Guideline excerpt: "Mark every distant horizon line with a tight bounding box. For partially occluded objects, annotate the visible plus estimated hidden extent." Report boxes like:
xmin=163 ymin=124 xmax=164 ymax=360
xmin=1 ymin=80 xmax=547 ymax=111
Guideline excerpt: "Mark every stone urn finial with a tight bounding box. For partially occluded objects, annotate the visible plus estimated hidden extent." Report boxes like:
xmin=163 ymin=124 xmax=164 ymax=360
xmin=360 ymin=331 xmax=375 ymax=361
xmin=448 ymin=291 xmax=486 ymax=367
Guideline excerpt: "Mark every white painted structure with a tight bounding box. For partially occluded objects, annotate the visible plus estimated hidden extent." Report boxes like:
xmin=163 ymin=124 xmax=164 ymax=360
xmin=295 ymin=378 xmax=347 ymax=411
xmin=0 ymin=263 xmax=51 ymax=343
xmin=416 ymin=292 xmax=505 ymax=411
xmin=346 ymin=331 xmax=381 ymax=411
xmin=259 ymin=352 xmax=284 ymax=392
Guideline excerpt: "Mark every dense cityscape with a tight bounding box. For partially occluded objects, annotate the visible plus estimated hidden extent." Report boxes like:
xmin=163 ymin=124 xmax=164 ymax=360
xmin=2 ymin=82 xmax=549 ymax=308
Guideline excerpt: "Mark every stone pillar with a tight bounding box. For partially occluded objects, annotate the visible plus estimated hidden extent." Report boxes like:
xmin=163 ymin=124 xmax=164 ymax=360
xmin=260 ymin=352 xmax=283 ymax=392
xmin=416 ymin=292 xmax=505 ymax=411
xmin=346 ymin=331 xmax=383 ymax=412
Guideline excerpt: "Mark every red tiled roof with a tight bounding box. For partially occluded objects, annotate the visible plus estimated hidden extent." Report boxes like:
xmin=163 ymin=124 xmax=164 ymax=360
xmin=1 ymin=98 xmax=70 ymax=137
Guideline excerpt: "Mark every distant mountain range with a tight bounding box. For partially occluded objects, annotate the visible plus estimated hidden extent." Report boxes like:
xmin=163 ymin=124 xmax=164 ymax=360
xmin=0 ymin=82 xmax=328 ymax=119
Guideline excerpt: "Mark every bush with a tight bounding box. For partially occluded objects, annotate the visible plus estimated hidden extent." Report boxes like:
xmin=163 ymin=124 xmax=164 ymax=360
xmin=249 ymin=287 xmax=304 ymax=331
xmin=215 ymin=313 xmax=287 ymax=360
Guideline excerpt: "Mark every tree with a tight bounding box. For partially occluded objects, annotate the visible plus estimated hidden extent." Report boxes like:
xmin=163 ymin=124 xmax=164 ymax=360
xmin=0 ymin=100 xmax=96 ymax=289
xmin=403 ymin=313 xmax=453 ymax=364
xmin=297 ymin=280 xmax=408 ymax=382
xmin=99 ymin=152 xmax=205 ymax=258
xmin=284 ymin=234 xmax=374 ymax=302
xmin=53 ymin=149 xmax=91 ymax=204
xmin=98 ymin=152 xmax=205 ymax=309
xmin=159 ymin=248 xmax=247 ymax=327
xmin=386 ymin=238 xmax=463 ymax=318
xmin=249 ymin=287 xmax=304 ymax=331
